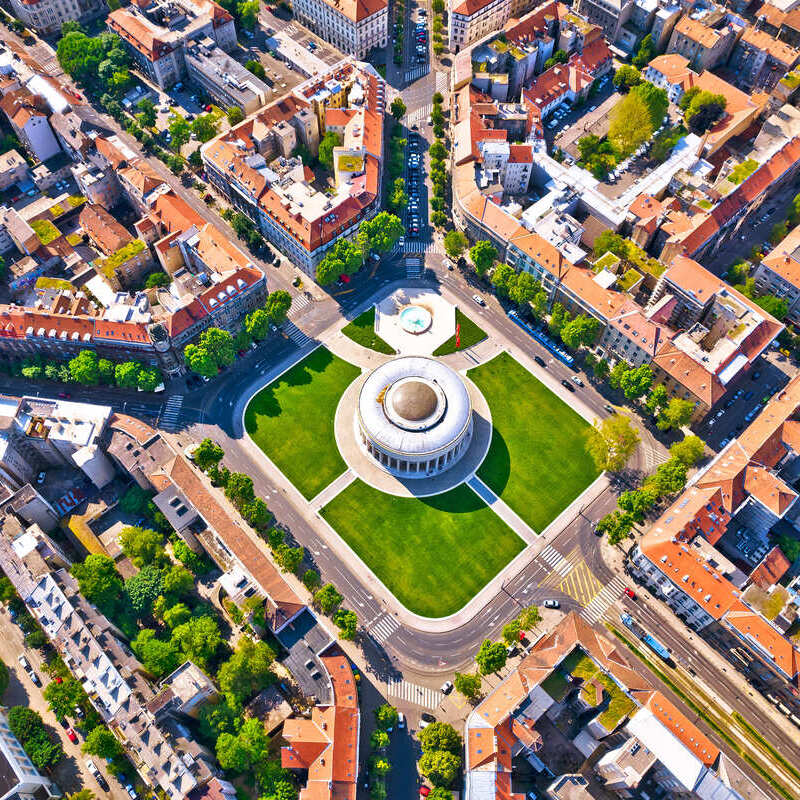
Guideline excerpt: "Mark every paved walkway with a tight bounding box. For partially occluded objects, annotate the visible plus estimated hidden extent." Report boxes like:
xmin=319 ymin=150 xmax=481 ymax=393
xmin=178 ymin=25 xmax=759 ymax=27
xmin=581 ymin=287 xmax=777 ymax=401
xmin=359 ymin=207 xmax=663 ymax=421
xmin=466 ymin=475 xmax=538 ymax=544
xmin=309 ymin=468 xmax=356 ymax=510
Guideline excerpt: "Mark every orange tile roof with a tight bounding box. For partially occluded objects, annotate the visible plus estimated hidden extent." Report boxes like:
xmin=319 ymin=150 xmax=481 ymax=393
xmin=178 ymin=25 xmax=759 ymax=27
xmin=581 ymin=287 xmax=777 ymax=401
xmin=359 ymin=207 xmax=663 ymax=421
xmin=628 ymin=193 xmax=665 ymax=222
xmin=643 ymin=692 xmax=719 ymax=765
xmin=741 ymin=26 xmax=800 ymax=66
xmin=95 ymin=137 xmax=129 ymax=169
xmin=743 ymin=464 xmax=797 ymax=516
xmin=750 ymin=546 xmax=792 ymax=591
xmin=568 ymin=37 xmax=612 ymax=75
xmin=79 ymin=204 xmax=133 ymax=255
xmin=313 ymin=0 xmax=386 ymax=22
xmin=761 ymin=222 xmax=800 ymax=289
xmin=673 ymin=15 xmax=725 ymax=48
xmin=646 ymin=53 xmax=691 ymax=84
xmin=452 ymin=0 xmax=497 ymax=16
xmin=737 ymin=375 xmax=800 ymax=465
xmin=282 ymin=647 xmax=359 ymax=800
xmin=119 ymin=159 xmax=164 ymax=198
xmin=724 ymin=605 xmax=800 ymax=678
xmin=152 ymin=190 xmax=205 ymax=233
xmin=107 ymin=8 xmax=176 ymax=60
xmin=654 ymin=339 xmax=725 ymax=406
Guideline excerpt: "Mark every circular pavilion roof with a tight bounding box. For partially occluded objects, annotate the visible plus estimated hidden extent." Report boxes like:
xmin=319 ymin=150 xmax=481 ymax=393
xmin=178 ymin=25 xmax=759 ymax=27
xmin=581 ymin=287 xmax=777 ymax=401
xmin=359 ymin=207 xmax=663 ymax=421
xmin=358 ymin=356 xmax=472 ymax=456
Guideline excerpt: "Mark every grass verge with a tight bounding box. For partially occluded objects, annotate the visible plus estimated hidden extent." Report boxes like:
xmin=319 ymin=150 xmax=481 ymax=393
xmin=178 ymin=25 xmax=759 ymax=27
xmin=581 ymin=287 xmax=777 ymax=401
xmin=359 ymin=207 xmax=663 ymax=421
xmin=320 ymin=480 xmax=525 ymax=617
xmin=341 ymin=307 xmax=395 ymax=354
xmin=433 ymin=308 xmax=487 ymax=356
xmin=244 ymin=347 xmax=361 ymax=500
xmin=469 ymin=352 xmax=600 ymax=531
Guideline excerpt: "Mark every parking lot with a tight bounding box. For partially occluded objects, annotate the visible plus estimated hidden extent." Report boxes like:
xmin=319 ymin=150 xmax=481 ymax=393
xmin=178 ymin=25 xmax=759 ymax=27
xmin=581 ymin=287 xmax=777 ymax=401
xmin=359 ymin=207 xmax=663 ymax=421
xmin=405 ymin=132 xmax=427 ymax=241
xmin=553 ymin=78 xmax=619 ymax=156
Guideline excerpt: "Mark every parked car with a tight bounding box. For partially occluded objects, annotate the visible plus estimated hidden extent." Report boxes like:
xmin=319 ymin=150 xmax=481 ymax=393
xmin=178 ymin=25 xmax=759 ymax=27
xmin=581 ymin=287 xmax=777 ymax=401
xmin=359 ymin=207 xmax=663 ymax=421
xmin=534 ymin=355 xmax=546 ymax=367
xmin=36 ymin=471 xmax=46 ymax=484
xmin=622 ymin=588 xmax=635 ymax=599
xmin=440 ymin=680 xmax=453 ymax=694
xmin=472 ymin=294 xmax=485 ymax=306
xmin=561 ymin=379 xmax=575 ymax=392
xmin=570 ymin=375 xmax=583 ymax=387
xmin=85 ymin=760 xmax=109 ymax=792
xmin=543 ymin=599 xmax=560 ymax=609
xmin=66 ymin=727 xmax=78 ymax=745
xmin=419 ymin=712 xmax=435 ymax=729
xmin=17 ymin=655 xmax=40 ymax=686
xmin=397 ymin=712 xmax=405 ymax=729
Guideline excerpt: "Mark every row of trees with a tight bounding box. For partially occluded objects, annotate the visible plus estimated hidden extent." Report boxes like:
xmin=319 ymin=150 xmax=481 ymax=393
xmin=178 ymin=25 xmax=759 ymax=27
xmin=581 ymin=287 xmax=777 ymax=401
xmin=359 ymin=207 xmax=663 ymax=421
xmin=429 ymin=132 xmax=449 ymax=228
xmin=596 ymin=435 xmax=705 ymax=544
xmin=315 ymin=212 xmax=404 ymax=285
xmin=431 ymin=0 xmax=446 ymax=57
xmin=184 ymin=291 xmax=291 ymax=377
xmin=1 ymin=351 xmax=162 ymax=392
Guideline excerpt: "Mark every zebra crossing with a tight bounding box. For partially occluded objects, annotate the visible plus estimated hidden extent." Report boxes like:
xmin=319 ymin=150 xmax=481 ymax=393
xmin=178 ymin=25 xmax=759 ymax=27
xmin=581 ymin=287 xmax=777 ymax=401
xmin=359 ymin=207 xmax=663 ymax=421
xmin=160 ymin=395 xmax=184 ymax=430
xmin=405 ymin=257 xmax=424 ymax=279
xmin=283 ymin=321 xmax=311 ymax=346
xmin=581 ymin=576 xmax=626 ymax=624
xmin=435 ymin=70 xmax=449 ymax=95
xmin=405 ymin=239 xmax=444 ymax=255
xmin=406 ymin=103 xmax=432 ymax=125
xmin=644 ymin=444 xmax=670 ymax=470
xmin=536 ymin=544 xmax=576 ymax=577
xmin=387 ymin=678 xmax=441 ymax=709
xmin=369 ymin=613 xmax=401 ymax=644
xmin=288 ymin=293 xmax=312 ymax=319
xmin=405 ymin=64 xmax=430 ymax=83
xmin=282 ymin=23 xmax=298 ymax=35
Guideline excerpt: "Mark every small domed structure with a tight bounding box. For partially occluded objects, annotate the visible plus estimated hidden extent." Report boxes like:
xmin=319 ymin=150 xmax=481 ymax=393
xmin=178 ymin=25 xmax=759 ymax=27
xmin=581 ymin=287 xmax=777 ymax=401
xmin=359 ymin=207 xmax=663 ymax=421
xmin=357 ymin=356 xmax=473 ymax=478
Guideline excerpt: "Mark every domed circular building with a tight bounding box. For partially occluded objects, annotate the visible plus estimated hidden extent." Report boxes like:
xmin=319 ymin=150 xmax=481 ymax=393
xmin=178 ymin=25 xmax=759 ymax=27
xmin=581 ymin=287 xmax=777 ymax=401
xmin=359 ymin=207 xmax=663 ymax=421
xmin=356 ymin=356 xmax=473 ymax=478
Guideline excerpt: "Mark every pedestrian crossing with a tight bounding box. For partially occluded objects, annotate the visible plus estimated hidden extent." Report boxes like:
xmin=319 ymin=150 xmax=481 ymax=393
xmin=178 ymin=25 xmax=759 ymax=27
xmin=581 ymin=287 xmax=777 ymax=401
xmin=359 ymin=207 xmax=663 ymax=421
xmin=369 ymin=613 xmax=400 ymax=644
xmin=405 ymin=65 xmax=430 ymax=83
xmin=435 ymin=70 xmax=449 ymax=95
xmin=284 ymin=321 xmax=311 ymax=346
xmin=160 ymin=395 xmax=183 ymax=430
xmin=405 ymin=257 xmax=424 ymax=279
xmin=405 ymin=239 xmax=443 ymax=255
xmin=536 ymin=544 xmax=576 ymax=577
xmin=581 ymin=576 xmax=626 ymax=624
xmin=644 ymin=444 xmax=670 ymax=470
xmin=387 ymin=678 xmax=441 ymax=709
xmin=283 ymin=23 xmax=298 ymax=35
xmin=288 ymin=292 xmax=312 ymax=319
xmin=406 ymin=103 xmax=432 ymax=125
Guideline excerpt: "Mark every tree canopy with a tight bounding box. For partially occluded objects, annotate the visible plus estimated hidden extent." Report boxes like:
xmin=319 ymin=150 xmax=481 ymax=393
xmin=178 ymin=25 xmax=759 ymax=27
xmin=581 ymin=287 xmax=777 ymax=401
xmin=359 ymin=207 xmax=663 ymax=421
xmin=217 ymin=637 xmax=276 ymax=707
xmin=470 ymin=241 xmax=497 ymax=275
xmin=586 ymin=414 xmax=640 ymax=472
xmin=475 ymin=639 xmax=506 ymax=675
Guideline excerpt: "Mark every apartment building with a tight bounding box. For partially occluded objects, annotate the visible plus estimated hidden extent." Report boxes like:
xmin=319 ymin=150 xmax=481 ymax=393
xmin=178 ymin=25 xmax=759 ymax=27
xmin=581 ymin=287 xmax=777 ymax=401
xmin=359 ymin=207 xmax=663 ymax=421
xmin=0 ymin=89 xmax=61 ymax=163
xmin=573 ymin=0 xmax=633 ymax=43
xmin=753 ymin=223 xmax=800 ymax=325
xmin=729 ymin=26 xmax=800 ymax=91
xmin=184 ymin=39 xmax=270 ymax=115
xmin=0 ymin=709 xmax=60 ymax=800
xmin=202 ymin=61 xmax=384 ymax=276
xmin=666 ymin=14 xmax=743 ymax=70
xmin=754 ymin=1 xmax=800 ymax=48
xmin=292 ymin=0 xmax=388 ymax=58
xmin=107 ymin=0 xmax=237 ymax=89
xmin=0 ymin=150 xmax=29 ymax=191
xmin=8 ymin=0 xmax=106 ymax=35
xmin=450 ymin=0 xmax=512 ymax=50
xmin=465 ymin=613 xmax=752 ymax=800
xmin=79 ymin=203 xmax=133 ymax=256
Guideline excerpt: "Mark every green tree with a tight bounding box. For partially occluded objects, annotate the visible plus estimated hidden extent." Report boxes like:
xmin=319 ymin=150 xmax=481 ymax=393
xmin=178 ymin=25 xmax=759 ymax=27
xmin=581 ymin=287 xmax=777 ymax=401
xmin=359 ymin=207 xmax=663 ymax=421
xmin=475 ymin=639 xmax=506 ymax=675
xmin=370 ymin=730 xmax=390 ymax=750
xmin=619 ymin=364 xmax=654 ymax=400
xmin=201 ymin=326 xmax=236 ymax=368
xmin=491 ymin=262 xmax=517 ymax=296
xmin=137 ymin=97 xmax=156 ymax=127
xmin=0 ymin=658 xmax=7 ymax=698
xmin=192 ymin=114 xmax=218 ymax=142
xmin=390 ymin=97 xmax=407 ymax=120
xmin=518 ymin=605 xmax=541 ymax=630
xmin=188 ymin=148 xmax=203 ymax=168
xmin=82 ymin=726 xmax=123 ymax=759
xmin=61 ymin=20 xmax=83 ymax=34
xmin=114 ymin=361 xmax=140 ymax=388
xmin=548 ymin=303 xmax=570 ymax=337
xmin=470 ymin=240 xmax=497 ymax=275
xmin=238 ymin=0 xmax=259 ymax=29
xmin=586 ymin=414 xmax=640 ymax=472
xmin=419 ymin=722 xmax=461 ymax=755
xmin=241 ymin=497 xmax=272 ymax=531
xmin=509 ymin=272 xmax=540 ymax=307
xmin=162 ymin=603 xmax=191 ymax=629
xmin=217 ymin=637 xmax=276 ymax=707
xmin=225 ymin=472 xmax=255 ymax=506
xmin=669 ymin=435 xmax=705 ymax=467
xmin=246 ymin=60 xmax=266 ymax=79
xmin=184 ymin=343 xmax=217 ymax=377
xmin=66 ymin=790 xmax=95 ymax=800
xmin=685 ymin=91 xmax=726 ymax=134
xmin=657 ymin=397 xmax=694 ymax=431
xmin=265 ymin=290 xmax=292 ymax=323
xmin=646 ymin=458 xmax=688 ymax=498
xmin=374 ymin=704 xmax=398 ymax=731
xmin=613 ymin=65 xmax=641 ymax=93
xmin=645 ymin=384 xmax=669 ymax=416
xmin=453 ymin=672 xmax=482 ymax=701
xmin=596 ymin=510 xmax=635 ymax=545
xmin=632 ymin=34 xmax=656 ymax=68
xmin=43 ymin=677 xmax=83 ymax=719
xmin=168 ymin=114 xmax=192 ymax=148
xmin=162 ymin=565 xmax=194 ymax=599
xmin=69 ymin=350 xmax=100 ymax=385
xmin=119 ymin=526 xmax=165 ymax=568
xmin=429 ymin=790 xmax=454 ymax=800
xmin=199 ymin=700 xmax=240 ymax=742
xmin=419 ymin=750 xmax=461 ymax=787
xmin=245 ymin=308 xmax=271 ymax=340
xmin=138 ymin=366 xmax=162 ymax=392
xmin=0 ymin=577 xmax=18 ymax=604
xmin=359 ymin=212 xmax=405 ymax=253
xmin=125 ymin=565 xmax=164 ymax=615
xmin=390 ymin=177 xmax=408 ymax=210
xmin=71 ymin=554 xmax=123 ymax=612
xmin=501 ymin=619 xmax=521 ymax=645
xmin=216 ymin=718 xmax=269 ymax=773
xmin=333 ymin=608 xmax=358 ymax=640
xmin=314 ymin=583 xmax=343 ymax=614
xmin=303 ymin=569 xmax=321 ymax=591
xmin=193 ymin=438 xmax=224 ymax=471
xmin=275 ymin=543 xmax=304 ymax=574
xmin=443 ymin=230 xmax=467 ymax=260
xmin=617 ymin=487 xmax=658 ymax=523
xmin=172 ymin=615 xmax=222 ymax=666
xmin=7 ymin=707 xmax=62 ymax=769
xmin=318 ymin=131 xmax=343 ymax=170
xmin=227 ymin=106 xmax=244 ymax=125
xmin=609 ymin=90 xmax=652 ymax=157
xmin=560 ymin=314 xmax=600 ymax=349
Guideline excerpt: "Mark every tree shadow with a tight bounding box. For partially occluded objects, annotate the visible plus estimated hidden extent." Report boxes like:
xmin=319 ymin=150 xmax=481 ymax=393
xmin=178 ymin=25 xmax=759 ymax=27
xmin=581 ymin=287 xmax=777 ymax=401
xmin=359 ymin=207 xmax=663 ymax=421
xmin=472 ymin=429 xmax=511 ymax=495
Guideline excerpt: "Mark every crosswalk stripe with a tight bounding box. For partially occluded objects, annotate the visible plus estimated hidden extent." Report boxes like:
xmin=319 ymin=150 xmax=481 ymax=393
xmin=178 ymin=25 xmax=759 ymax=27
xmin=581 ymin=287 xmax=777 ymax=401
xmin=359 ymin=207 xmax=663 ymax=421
xmin=405 ymin=65 xmax=430 ymax=83
xmin=160 ymin=395 xmax=184 ymax=428
xmin=283 ymin=321 xmax=311 ymax=346
xmin=288 ymin=293 xmax=311 ymax=318
xmin=581 ymin=576 xmax=626 ymax=624
xmin=435 ymin=71 xmax=449 ymax=94
xmin=369 ymin=613 xmax=400 ymax=643
xmin=404 ymin=240 xmax=444 ymax=255
xmin=387 ymin=679 xmax=440 ymax=709
xmin=406 ymin=103 xmax=431 ymax=124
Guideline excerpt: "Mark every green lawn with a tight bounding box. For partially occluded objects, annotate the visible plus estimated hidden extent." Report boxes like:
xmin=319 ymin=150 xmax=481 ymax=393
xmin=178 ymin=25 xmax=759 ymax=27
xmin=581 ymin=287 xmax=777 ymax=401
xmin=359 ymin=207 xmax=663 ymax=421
xmin=244 ymin=348 xmax=362 ymax=499
xmin=469 ymin=352 xmax=600 ymax=531
xmin=433 ymin=308 xmax=487 ymax=356
xmin=320 ymin=480 xmax=525 ymax=617
xmin=341 ymin=307 xmax=395 ymax=354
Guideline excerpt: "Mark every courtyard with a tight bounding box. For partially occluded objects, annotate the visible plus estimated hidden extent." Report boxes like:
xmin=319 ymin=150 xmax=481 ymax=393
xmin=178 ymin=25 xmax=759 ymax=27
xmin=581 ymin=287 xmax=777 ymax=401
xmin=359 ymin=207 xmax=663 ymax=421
xmin=469 ymin=352 xmax=600 ymax=532
xmin=320 ymin=480 xmax=525 ymax=617
xmin=244 ymin=347 xmax=362 ymax=500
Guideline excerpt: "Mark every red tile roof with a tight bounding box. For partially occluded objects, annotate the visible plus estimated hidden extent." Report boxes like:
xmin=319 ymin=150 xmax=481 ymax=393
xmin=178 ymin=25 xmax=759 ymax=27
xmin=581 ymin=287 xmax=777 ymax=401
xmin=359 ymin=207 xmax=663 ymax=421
xmin=750 ymin=546 xmax=792 ymax=591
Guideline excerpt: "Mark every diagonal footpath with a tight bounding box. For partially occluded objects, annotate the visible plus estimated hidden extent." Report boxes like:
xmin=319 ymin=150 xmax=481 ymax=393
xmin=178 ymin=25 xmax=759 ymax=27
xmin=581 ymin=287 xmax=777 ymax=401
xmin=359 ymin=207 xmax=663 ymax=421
xmin=466 ymin=475 xmax=538 ymax=544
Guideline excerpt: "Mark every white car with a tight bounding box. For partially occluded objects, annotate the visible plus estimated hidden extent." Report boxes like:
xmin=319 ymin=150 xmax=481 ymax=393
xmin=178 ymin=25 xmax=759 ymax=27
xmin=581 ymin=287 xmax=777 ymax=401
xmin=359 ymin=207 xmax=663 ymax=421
xmin=571 ymin=375 xmax=584 ymax=387
xmin=440 ymin=680 xmax=454 ymax=694
xmin=472 ymin=294 xmax=485 ymax=306
xmin=397 ymin=712 xmax=405 ymax=729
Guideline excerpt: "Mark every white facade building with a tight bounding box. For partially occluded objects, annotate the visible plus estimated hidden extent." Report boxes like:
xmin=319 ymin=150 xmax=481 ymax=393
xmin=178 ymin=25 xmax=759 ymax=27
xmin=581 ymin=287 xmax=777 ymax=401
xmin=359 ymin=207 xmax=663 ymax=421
xmin=449 ymin=0 xmax=511 ymax=50
xmin=292 ymin=0 xmax=388 ymax=58
xmin=9 ymin=0 xmax=106 ymax=35
xmin=0 ymin=710 xmax=60 ymax=800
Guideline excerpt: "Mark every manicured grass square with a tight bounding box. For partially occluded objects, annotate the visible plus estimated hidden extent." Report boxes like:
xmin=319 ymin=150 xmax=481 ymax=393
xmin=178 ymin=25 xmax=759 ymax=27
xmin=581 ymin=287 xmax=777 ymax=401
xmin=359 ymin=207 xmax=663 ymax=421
xmin=320 ymin=480 xmax=525 ymax=617
xmin=341 ymin=307 xmax=395 ymax=354
xmin=469 ymin=352 xmax=600 ymax=531
xmin=244 ymin=348 xmax=361 ymax=500
xmin=433 ymin=308 xmax=487 ymax=356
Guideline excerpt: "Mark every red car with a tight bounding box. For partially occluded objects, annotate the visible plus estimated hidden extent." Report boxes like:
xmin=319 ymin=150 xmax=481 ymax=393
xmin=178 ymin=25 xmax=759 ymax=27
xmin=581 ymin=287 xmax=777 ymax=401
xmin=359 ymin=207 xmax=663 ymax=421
xmin=53 ymin=676 xmax=63 ymax=684
xmin=66 ymin=727 xmax=78 ymax=744
xmin=205 ymin=105 xmax=212 ymax=112
xmin=419 ymin=789 xmax=430 ymax=798
xmin=623 ymin=587 xmax=636 ymax=599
